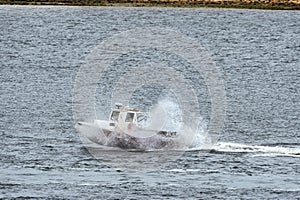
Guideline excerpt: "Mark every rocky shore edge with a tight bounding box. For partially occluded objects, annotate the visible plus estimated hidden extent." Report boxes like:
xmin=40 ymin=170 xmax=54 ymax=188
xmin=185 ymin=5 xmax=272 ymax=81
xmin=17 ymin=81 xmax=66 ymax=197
xmin=1 ymin=0 xmax=300 ymax=9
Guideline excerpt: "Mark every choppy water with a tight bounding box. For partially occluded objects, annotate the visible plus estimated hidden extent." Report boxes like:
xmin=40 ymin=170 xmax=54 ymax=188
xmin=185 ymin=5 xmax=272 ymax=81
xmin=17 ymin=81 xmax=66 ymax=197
xmin=1 ymin=5 xmax=300 ymax=199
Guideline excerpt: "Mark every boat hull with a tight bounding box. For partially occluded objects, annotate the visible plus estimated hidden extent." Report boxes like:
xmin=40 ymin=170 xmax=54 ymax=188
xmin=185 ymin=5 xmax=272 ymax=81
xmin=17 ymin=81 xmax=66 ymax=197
xmin=77 ymin=122 xmax=177 ymax=149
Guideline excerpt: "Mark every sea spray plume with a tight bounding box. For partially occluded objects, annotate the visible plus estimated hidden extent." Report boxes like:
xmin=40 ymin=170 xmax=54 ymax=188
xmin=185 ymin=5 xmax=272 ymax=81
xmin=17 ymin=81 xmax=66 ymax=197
xmin=184 ymin=120 xmax=213 ymax=150
xmin=148 ymin=98 xmax=182 ymax=133
xmin=153 ymin=99 xmax=215 ymax=150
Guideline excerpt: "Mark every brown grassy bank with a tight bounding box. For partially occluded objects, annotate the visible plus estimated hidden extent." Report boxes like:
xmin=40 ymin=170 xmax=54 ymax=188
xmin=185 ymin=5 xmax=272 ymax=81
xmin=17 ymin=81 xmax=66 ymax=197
xmin=1 ymin=0 xmax=300 ymax=9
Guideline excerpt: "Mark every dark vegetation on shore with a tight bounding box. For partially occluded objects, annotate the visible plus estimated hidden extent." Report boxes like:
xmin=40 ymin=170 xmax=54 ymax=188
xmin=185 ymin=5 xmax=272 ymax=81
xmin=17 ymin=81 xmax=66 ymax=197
xmin=1 ymin=0 xmax=300 ymax=9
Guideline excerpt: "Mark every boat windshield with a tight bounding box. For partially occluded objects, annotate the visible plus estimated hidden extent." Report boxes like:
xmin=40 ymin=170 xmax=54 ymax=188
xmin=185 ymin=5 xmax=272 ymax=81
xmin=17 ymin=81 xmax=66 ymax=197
xmin=125 ymin=112 xmax=135 ymax=122
xmin=110 ymin=111 xmax=120 ymax=121
xmin=137 ymin=113 xmax=150 ymax=128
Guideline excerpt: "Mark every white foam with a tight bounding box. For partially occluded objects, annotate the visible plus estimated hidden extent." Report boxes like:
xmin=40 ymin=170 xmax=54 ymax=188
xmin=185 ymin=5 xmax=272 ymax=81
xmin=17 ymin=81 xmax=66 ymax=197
xmin=167 ymin=169 xmax=219 ymax=173
xmin=212 ymin=142 xmax=300 ymax=157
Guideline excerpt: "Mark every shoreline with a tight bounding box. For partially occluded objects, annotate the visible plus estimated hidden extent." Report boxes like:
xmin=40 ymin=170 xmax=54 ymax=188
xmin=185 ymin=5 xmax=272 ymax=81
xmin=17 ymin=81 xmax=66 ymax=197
xmin=1 ymin=0 xmax=300 ymax=10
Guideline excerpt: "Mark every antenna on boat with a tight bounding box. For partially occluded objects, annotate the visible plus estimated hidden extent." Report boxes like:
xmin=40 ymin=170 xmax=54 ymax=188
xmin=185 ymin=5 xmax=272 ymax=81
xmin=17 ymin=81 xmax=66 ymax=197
xmin=115 ymin=103 xmax=123 ymax=109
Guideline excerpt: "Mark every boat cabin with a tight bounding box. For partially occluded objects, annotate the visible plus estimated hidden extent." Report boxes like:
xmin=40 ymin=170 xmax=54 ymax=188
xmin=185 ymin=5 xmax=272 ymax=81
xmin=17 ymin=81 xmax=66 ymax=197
xmin=109 ymin=103 xmax=149 ymax=130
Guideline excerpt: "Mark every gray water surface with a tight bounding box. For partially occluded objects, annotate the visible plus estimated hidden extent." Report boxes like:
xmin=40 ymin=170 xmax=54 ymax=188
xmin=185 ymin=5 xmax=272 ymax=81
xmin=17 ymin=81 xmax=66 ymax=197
xmin=1 ymin=6 xmax=300 ymax=199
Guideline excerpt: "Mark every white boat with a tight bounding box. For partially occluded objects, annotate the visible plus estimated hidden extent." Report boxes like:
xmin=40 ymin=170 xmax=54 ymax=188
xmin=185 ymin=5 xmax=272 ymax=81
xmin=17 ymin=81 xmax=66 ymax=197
xmin=77 ymin=103 xmax=178 ymax=149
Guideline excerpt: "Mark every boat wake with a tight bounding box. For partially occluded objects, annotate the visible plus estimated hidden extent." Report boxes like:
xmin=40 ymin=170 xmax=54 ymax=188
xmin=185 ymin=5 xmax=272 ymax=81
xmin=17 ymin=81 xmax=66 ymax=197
xmin=211 ymin=142 xmax=300 ymax=157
